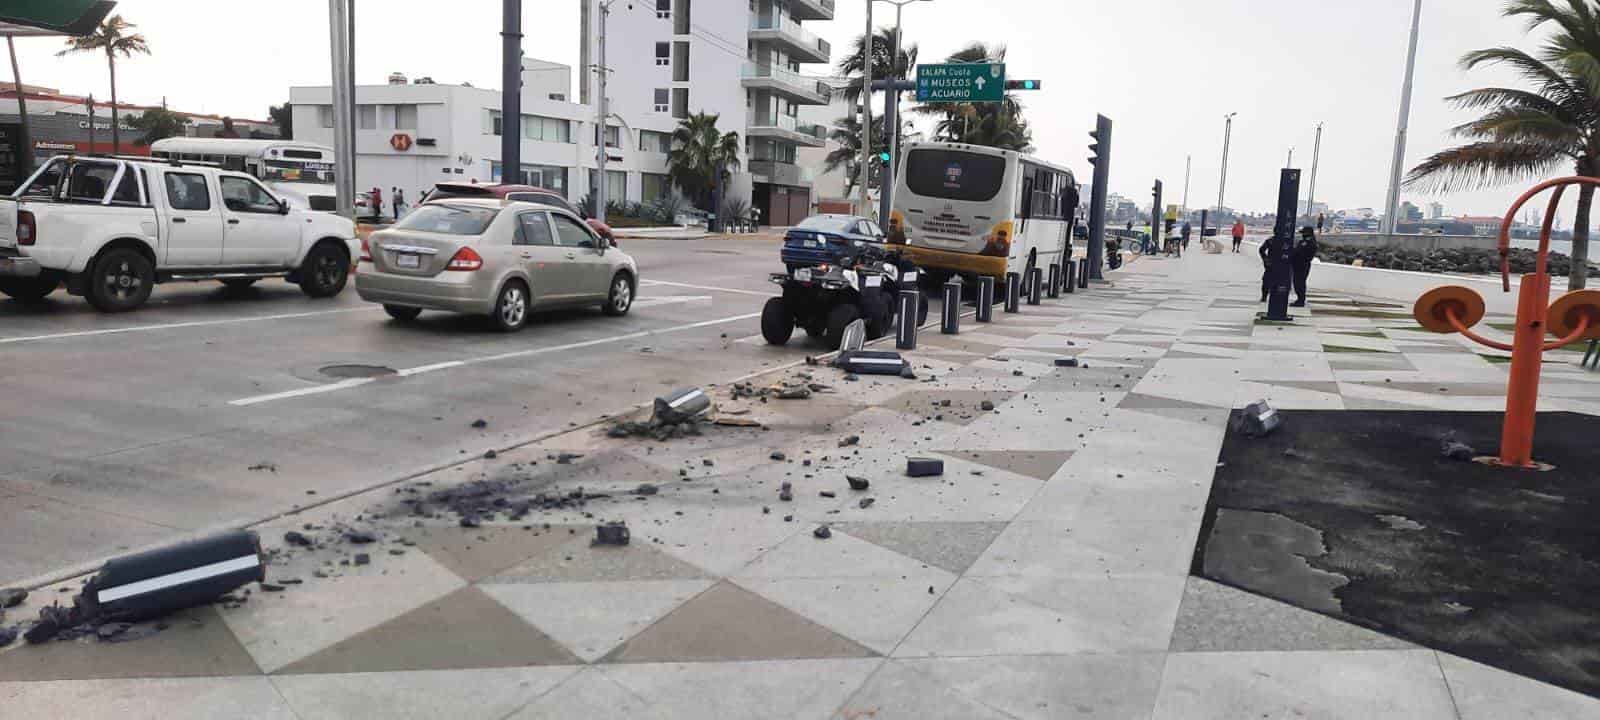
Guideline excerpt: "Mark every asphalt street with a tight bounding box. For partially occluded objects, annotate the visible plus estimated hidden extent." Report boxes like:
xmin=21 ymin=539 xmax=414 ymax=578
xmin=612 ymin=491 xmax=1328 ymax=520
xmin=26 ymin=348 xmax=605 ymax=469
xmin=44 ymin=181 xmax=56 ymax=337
xmin=0 ymin=233 xmax=901 ymax=584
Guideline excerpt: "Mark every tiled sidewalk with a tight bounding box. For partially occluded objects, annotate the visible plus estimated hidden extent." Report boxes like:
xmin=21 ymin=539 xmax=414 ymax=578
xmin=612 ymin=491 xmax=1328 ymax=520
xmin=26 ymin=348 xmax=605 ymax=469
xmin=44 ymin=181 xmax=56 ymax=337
xmin=4 ymin=252 xmax=1599 ymax=719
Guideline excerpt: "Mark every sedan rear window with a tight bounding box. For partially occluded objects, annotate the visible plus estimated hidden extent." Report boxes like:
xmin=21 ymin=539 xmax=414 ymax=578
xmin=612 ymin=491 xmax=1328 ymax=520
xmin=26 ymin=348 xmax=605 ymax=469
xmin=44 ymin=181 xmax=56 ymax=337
xmin=394 ymin=204 xmax=498 ymax=235
xmin=794 ymin=216 xmax=856 ymax=234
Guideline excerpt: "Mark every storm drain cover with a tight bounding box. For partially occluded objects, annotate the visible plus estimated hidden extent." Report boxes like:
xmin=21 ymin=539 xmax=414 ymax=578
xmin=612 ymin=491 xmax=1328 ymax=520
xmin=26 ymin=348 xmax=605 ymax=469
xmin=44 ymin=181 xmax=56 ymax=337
xmin=319 ymin=364 xmax=397 ymax=379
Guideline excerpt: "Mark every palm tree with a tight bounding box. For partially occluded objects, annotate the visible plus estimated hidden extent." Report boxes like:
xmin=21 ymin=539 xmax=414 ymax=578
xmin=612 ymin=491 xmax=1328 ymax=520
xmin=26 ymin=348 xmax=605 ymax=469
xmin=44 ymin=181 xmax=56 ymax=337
xmin=824 ymin=113 xmax=912 ymax=197
xmin=836 ymin=28 xmax=919 ymax=109
xmin=58 ymin=14 xmax=150 ymax=156
xmin=667 ymin=112 xmax=741 ymax=212
xmin=910 ymin=43 xmax=1032 ymax=152
xmin=1405 ymin=0 xmax=1600 ymax=289
xmin=128 ymin=107 xmax=185 ymax=146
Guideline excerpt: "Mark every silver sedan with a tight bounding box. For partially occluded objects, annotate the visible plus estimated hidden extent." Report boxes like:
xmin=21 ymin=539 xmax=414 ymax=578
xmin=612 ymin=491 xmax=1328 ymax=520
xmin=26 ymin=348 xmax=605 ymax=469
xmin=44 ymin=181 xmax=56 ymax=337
xmin=355 ymin=199 xmax=637 ymax=331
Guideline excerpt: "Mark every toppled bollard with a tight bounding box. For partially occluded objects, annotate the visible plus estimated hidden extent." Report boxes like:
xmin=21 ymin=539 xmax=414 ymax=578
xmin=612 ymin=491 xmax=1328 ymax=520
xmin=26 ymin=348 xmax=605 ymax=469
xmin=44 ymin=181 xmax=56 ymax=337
xmin=836 ymin=350 xmax=910 ymax=376
xmin=906 ymin=457 xmax=945 ymax=477
xmin=653 ymin=387 xmax=713 ymax=424
xmin=1236 ymin=400 xmax=1282 ymax=438
xmin=89 ymin=530 xmax=266 ymax=622
xmin=594 ymin=522 xmax=631 ymax=546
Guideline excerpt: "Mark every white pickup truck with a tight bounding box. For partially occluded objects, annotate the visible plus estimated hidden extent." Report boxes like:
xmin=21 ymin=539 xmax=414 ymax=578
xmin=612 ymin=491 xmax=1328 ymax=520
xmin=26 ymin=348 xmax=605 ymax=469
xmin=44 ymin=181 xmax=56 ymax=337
xmin=0 ymin=155 xmax=358 ymax=312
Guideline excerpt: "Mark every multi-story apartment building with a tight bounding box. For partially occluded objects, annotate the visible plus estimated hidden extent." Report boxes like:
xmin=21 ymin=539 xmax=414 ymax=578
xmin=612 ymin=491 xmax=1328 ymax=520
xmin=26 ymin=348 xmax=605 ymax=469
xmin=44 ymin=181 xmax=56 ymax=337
xmin=581 ymin=0 xmax=834 ymax=225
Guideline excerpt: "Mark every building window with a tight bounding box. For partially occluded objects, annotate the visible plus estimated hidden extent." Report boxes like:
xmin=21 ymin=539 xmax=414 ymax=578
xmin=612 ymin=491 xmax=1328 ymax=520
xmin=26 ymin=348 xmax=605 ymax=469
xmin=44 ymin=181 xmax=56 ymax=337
xmin=671 ymin=88 xmax=689 ymax=119
xmin=357 ymin=105 xmax=376 ymax=130
xmin=672 ymin=41 xmax=690 ymax=82
xmin=486 ymin=109 xmax=502 ymax=136
xmin=656 ymin=0 xmax=671 ymax=19
xmin=522 ymin=115 xmax=572 ymax=143
xmin=589 ymin=169 xmax=628 ymax=204
xmin=653 ymin=88 xmax=669 ymax=113
xmin=642 ymin=172 xmax=670 ymax=203
xmin=639 ymin=129 xmax=672 ymax=153
xmin=318 ymin=105 xmax=334 ymax=128
xmin=394 ymin=104 xmax=418 ymax=130
xmin=493 ymin=162 xmax=569 ymax=195
xmin=655 ymin=42 xmax=670 ymax=66
xmin=593 ymin=124 xmax=621 ymax=148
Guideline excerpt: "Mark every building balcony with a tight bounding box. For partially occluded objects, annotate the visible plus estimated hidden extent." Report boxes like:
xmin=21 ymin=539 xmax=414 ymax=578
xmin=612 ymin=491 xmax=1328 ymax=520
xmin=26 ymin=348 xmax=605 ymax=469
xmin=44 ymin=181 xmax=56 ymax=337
xmin=749 ymin=159 xmax=813 ymax=187
xmin=748 ymin=16 xmax=830 ymax=64
xmin=741 ymin=63 xmax=832 ymax=105
xmin=789 ymin=0 xmax=835 ymax=21
xmin=746 ymin=115 xmax=827 ymax=148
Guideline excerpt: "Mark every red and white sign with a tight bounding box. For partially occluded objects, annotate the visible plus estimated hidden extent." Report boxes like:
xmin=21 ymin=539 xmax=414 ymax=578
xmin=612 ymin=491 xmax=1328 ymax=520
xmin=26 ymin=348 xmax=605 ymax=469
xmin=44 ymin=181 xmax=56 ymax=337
xmin=389 ymin=133 xmax=413 ymax=152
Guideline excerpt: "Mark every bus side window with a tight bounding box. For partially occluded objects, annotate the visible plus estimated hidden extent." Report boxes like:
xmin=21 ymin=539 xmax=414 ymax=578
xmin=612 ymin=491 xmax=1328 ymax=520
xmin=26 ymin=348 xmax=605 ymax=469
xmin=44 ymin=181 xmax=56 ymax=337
xmin=1020 ymin=176 xmax=1034 ymax=225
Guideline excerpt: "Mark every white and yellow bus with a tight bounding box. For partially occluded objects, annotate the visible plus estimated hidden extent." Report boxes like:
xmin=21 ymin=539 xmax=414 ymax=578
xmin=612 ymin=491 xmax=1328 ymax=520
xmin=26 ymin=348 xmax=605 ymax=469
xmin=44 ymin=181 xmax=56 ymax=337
xmin=889 ymin=141 xmax=1077 ymax=286
xmin=151 ymin=138 xmax=337 ymax=212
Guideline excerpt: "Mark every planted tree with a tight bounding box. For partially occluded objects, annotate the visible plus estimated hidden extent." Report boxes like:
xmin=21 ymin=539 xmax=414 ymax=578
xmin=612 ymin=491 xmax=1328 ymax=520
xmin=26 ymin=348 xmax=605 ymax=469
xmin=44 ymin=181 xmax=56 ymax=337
xmin=667 ymin=112 xmax=741 ymax=212
xmin=58 ymin=14 xmax=150 ymax=156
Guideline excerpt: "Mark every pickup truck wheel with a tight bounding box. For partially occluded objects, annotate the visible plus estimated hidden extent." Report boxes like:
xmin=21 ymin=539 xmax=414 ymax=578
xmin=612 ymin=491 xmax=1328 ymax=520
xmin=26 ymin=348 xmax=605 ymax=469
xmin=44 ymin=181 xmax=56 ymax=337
xmin=86 ymin=249 xmax=154 ymax=312
xmin=384 ymin=304 xmax=423 ymax=322
xmin=298 ymin=244 xmax=349 ymax=298
xmin=0 ymin=276 xmax=59 ymax=304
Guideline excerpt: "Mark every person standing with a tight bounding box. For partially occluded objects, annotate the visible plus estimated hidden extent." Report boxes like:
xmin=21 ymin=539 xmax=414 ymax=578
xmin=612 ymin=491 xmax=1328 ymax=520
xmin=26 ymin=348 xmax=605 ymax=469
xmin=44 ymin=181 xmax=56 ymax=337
xmin=392 ymin=187 xmax=406 ymax=220
xmin=1290 ymin=226 xmax=1319 ymax=307
xmin=1317 ymin=212 xmax=1326 ymax=233
xmin=1259 ymin=235 xmax=1273 ymax=301
xmin=1181 ymin=220 xmax=1192 ymax=253
xmin=369 ymin=186 xmax=383 ymax=221
xmin=1231 ymin=218 xmax=1246 ymax=253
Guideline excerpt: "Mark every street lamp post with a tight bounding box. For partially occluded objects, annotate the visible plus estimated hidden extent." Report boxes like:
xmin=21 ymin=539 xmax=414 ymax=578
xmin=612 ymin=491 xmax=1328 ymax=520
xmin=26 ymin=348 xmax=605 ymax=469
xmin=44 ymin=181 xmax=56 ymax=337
xmin=1306 ymin=122 xmax=1324 ymax=221
xmin=1383 ymin=0 xmax=1423 ymax=236
xmin=1217 ymin=112 xmax=1237 ymax=217
xmin=873 ymin=0 xmax=932 ymax=226
xmin=857 ymin=0 xmax=873 ymax=217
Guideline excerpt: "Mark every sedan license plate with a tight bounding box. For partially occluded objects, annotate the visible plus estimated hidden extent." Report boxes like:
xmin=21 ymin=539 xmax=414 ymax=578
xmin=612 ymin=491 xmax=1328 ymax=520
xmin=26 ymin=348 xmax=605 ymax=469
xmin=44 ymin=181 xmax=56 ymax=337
xmin=803 ymin=238 xmax=820 ymax=248
xmin=396 ymin=253 xmax=421 ymax=269
xmin=794 ymin=268 xmax=813 ymax=282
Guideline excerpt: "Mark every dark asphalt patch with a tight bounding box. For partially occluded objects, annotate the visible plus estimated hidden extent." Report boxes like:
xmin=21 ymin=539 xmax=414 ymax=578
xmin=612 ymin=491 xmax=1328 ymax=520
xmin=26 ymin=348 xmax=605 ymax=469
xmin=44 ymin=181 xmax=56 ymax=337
xmin=1194 ymin=410 xmax=1600 ymax=698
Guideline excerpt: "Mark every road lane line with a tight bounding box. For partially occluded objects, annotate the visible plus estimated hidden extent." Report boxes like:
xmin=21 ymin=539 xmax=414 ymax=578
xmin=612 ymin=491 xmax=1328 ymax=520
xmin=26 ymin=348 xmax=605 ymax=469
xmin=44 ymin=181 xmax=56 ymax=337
xmin=640 ymin=279 xmax=777 ymax=297
xmin=226 ymin=311 xmax=764 ymax=406
xmin=0 ymin=307 xmax=379 ymax=345
xmin=631 ymin=295 xmax=712 ymax=308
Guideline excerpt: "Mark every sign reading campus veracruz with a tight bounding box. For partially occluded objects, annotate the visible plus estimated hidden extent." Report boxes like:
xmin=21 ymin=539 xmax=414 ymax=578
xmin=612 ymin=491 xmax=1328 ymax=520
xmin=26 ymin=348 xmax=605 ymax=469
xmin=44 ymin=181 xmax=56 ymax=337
xmin=916 ymin=63 xmax=1006 ymax=103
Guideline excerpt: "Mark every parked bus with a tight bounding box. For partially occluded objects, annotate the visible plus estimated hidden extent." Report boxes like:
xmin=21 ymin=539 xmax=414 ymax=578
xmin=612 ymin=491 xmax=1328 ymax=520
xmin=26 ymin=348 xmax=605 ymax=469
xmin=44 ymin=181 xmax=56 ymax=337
xmin=889 ymin=141 xmax=1077 ymax=287
xmin=150 ymin=138 xmax=337 ymax=212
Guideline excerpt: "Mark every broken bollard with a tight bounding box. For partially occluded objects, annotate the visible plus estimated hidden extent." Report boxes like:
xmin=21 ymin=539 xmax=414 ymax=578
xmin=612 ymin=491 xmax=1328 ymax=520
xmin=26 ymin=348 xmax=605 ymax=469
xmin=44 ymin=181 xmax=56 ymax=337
xmin=653 ymin=387 xmax=712 ymax=425
xmin=88 ymin=530 xmax=266 ymax=622
xmin=906 ymin=457 xmax=945 ymax=477
xmin=594 ymin=522 xmax=631 ymax=546
xmin=1237 ymin=400 xmax=1282 ymax=438
xmin=836 ymin=350 xmax=910 ymax=376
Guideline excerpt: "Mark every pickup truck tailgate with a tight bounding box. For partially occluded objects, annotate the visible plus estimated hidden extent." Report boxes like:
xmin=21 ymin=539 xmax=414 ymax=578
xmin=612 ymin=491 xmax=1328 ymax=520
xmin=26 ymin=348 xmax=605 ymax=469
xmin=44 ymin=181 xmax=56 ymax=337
xmin=0 ymin=197 xmax=16 ymax=250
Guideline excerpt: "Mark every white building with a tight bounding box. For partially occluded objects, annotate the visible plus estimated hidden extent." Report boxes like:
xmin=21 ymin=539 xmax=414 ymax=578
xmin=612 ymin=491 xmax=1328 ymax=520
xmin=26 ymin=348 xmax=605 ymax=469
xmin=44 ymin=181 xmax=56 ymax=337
xmin=796 ymin=77 xmax=851 ymax=205
xmin=581 ymin=0 xmax=834 ymax=225
xmin=1427 ymin=201 xmax=1445 ymax=219
xmin=290 ymin=60 xmax=678 ymax=211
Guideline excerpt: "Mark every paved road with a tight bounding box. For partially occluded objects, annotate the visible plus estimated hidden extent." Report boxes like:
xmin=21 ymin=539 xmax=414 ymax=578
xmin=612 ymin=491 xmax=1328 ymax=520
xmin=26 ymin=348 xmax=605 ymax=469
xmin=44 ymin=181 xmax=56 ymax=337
xmin=0 ymin=234 xmax=896 ymax=583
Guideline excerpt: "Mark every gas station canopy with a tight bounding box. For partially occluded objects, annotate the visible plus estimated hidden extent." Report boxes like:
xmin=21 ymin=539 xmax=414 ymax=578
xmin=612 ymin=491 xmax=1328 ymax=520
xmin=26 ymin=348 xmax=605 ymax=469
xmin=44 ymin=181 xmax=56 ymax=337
xmin=0 ymin=0 xmax=116 ymax=37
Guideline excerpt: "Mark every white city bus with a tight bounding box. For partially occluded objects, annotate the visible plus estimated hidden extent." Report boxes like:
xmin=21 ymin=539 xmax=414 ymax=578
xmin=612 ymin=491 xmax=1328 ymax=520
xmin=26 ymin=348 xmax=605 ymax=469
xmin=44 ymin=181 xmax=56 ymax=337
xmin=150 ymin=138 xmax=337 ymax=211
xmin=889 ymin=141 xmax=1077 ymax=286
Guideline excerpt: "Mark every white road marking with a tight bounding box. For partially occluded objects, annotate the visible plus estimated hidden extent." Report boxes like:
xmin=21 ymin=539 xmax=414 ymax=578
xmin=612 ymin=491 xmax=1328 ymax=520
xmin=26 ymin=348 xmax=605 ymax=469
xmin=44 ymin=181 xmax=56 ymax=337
xmin=640 ymin=279 xmax=777 ymax=297
xmin=228 ymin=311 xmax=764 ymax=407
xmin=0 ymin=307 xmax=379 ymax=345
xmin=632 ymin=295 xmax=712 ymax=308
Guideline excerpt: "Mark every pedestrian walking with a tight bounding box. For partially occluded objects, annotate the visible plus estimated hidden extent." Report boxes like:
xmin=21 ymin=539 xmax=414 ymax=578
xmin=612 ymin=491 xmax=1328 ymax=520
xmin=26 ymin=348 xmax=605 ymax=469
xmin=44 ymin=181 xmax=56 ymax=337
xmin=1231 ymin=219 xmax=1246 ymax=253
xmin=1290 ymin=226 xmax=1319 ymax=307
xmin=369 ymin=186 xmax=383 ymax=221
xmin=1181 ymin=220 xmax=1192 ymax=252
xmin=392 ymin=187 xmax=406 ymax=220
xmin=1317 ymin=212 xmax=1326 ymax=233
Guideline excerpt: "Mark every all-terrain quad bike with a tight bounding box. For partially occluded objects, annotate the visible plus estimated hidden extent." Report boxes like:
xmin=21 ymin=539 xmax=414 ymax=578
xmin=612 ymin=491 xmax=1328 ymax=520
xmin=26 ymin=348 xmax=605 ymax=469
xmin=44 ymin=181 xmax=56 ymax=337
xmin=761 ymin=245 xmax=928 ymax=350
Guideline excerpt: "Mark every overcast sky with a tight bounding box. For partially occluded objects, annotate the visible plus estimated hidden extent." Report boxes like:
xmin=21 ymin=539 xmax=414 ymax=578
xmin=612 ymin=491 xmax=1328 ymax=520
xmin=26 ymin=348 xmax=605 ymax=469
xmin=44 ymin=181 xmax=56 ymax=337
xmin=6 ymin=0 xmax=1577 ymax=222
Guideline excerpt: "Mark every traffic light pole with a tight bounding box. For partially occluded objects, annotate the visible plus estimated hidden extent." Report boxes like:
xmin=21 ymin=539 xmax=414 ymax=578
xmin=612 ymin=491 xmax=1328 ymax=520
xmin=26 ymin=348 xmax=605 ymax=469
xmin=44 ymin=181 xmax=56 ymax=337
xmin=873 ymin=78 xmax=916 ymax=227
xmin=1086 ymin=115 xmax=1112 ymax=280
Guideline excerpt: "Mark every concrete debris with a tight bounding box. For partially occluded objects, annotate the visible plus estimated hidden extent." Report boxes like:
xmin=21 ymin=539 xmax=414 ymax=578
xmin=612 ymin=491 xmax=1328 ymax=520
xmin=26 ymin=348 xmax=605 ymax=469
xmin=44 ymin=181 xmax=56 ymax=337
xmin=471 ymin=419 xmax=488 ymax=429
xmin=344 ymin=530 xmax=377 ymax=544
xmin=459 ymin=516 xmax=482 ymax=528
xmin=713 ymin=417 xmax=762 ymax=427
xmin=595 ymin=522 xmax=631 ymax=546
xmin=484 ymin=450 xmax=498 ymax=460
xmin=0 ymin=588 xmax=29 ymax=608
xmin=813 ymin=525 xmax=833 ymax=539
xmin=634 ymin=484 xmax=660 ymax=496
xmin=556 ymin=453 xmax=583 ymax=464
xmin=354 ymin=553 xmax=371 ymax=566
xmin=1236 ymin=400 xmax=1282 ymax=438
xmin=779 ymin=482 xmax=794 ymax=502
xmin=776 ymin=386 xmax=812 ymax=400
xmin=819 ymin=491 xmax=836 ymax=498
xmin=702 ymin=458 xmax=715 ymax=467
xmin=247 ymin=462 xmax=278 ymax=473
xmin=770 ymin=451 xmax=787 ymax=461
xmin=609 ymin=413 xmax=707 ymax=441
xmin=847 ymin=476 xmax=870 ymax=491
xmin=980 ymin=400 xmax=995 ymax=412
xmin=259 ymin=583 xmax=286 ymax=593
xmin=653 ymin=387 xmax=713 ymax=424
xmin=1011 ymin=370 xmax=1024 ymax=377
xmin=784 ymin=515 xmax=794 ymax=522
xmin=1054 ymin=358 xmax=1079 ymax=367
xmin=1441 ymin=439 xmax=1476 ymax=462
xmin=839 ymin=435 xmax=861 ymax=447
xmin=858 ymin=498 xmax=875 ymax=509
xmin=906 ymin=457 xmax=945 ymax=477
xmin=0 ymin=625 xmax=17 ymax=647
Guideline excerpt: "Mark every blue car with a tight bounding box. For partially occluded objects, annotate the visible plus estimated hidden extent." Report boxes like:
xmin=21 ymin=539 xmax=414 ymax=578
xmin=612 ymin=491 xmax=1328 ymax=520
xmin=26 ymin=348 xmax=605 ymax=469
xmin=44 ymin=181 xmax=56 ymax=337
xmin=781 ymin=214 xmax=886 ymax=270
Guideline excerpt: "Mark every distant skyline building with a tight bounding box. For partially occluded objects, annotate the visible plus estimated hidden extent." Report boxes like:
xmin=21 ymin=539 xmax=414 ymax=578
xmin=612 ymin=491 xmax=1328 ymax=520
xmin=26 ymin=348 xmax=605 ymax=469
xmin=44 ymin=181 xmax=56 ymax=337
xmin=1427 ymin=201 xmax=1444 ymax=219
xmin=1400 ymin=201 xmax=1423 ymax=222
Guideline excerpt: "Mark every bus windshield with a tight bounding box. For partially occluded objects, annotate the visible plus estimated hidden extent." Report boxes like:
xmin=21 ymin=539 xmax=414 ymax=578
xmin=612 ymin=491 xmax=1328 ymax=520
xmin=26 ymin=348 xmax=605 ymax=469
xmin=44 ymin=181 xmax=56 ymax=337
xmin=261 ymin=159 xmax=335 ymax=184
xmin=904 ymin=148 xmax=1007 ymax=203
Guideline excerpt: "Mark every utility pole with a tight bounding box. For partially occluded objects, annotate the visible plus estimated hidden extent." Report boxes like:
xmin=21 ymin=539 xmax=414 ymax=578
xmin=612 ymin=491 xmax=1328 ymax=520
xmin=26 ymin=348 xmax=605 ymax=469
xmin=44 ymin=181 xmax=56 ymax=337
xmin=502 ymin=0 xmax=522 ymax=195
xmin=6 ymin=36 xmax=31 ymax=181
xmin=593 ymin=0 xmax=614 ymax=224
xmin=86 ymin=94 xmax=96 ymax=155
xmin=1286 ymin=147 xmax=1294 ymax=168
xmin=1217 ymin=112 xmax=1236 ymax=217
xmin=857 ymin=0 xmax=873 ymax=218
xmin=1383 ymin=0 xmax=1423 ymax=235
xmin=1306 ymin=122 xmax=1324 ymax=220
xmin=328 ymin=0 xmax=355 ymax=219
xmin=875 ymin=0 xmax=930 ymax=227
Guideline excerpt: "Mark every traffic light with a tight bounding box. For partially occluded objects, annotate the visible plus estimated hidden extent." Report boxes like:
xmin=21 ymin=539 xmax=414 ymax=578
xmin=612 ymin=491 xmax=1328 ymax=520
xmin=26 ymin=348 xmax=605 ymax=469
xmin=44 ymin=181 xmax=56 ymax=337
xmin=877 ymin=150 xmax=891 ymax=166
xmin=1005 ymin=79 xmax=1041 ymax=91
xmin=1088 ymin=116 xmax=1110 ymax=168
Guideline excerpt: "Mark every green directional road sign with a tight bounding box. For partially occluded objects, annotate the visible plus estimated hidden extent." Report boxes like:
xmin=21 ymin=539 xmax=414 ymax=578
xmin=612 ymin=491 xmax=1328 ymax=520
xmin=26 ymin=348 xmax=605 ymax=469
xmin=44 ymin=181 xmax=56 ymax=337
xmin=0 ymin=0 xmax=115 ymax=36
xmin=916 ymin=62 xmax=1006 ymax=103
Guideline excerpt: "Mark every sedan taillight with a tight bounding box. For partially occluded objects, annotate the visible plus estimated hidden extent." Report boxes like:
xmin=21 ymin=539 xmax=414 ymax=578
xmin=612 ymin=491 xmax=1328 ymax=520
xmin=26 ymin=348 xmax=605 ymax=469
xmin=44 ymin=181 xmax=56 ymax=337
xmin=17 ymin=209 xmax=36 ymax=246
xmin=446 ymin=246 xmax=484 ymax=271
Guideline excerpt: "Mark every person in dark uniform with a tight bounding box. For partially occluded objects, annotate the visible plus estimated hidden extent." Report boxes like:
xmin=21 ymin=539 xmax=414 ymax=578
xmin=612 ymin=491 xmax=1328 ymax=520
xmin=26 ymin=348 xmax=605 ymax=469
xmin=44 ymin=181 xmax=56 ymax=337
xmin=1259 ymin=236 xmax=1273 ymax=302
xmin=1290 ymin=226 xmax=1319 ymax=307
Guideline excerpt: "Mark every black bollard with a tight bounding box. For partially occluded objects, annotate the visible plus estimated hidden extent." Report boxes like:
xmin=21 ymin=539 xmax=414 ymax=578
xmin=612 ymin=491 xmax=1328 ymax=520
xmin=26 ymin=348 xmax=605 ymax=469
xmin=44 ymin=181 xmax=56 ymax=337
xmin=1047 ymin=264 xmax=1061 ymax=298
xmin=1063 ymin=260 xmax=1076 ymax=294
xmin=941 ymin=279 xmax=961 ymax=334
xmin=896 ymin=288 xmax=919 ymax=350
xmin=1078 ymin=258 xmax=1089 ymax=289
xmin=1004 ymin=272 xmax=1020 ymax=313
xmin=90 ymin=530 xmax=265 ymax=621
xmin=1027 ymin=267 xmax=1043 ymax=305
xmin=976 ymin=276 xmax=995 ymax=322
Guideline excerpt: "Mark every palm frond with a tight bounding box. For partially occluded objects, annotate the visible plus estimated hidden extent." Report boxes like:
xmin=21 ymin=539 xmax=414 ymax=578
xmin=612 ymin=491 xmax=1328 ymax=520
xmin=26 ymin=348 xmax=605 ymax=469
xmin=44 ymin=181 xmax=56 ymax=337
xmin=1403 ymin=141 xmax=1570 ymax=193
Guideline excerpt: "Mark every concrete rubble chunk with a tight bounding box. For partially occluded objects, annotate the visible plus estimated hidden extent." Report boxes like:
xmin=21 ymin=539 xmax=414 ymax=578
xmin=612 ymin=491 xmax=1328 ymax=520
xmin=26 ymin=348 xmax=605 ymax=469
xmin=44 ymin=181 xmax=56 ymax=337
xmin=813 ymin=525 xmax=833 ymax=539
xmin=595 ymin=522 xmax=631 ymax=546
xmin=0 ymin=588 xmax=29 ymax=608
xmin=653 ymin=387 xmax=713 ymax=424
xmin=1236 ymin=400 xmax=1282 ymax=437
xmin=344 ymin=530 xmax=377 ymax=544
xmin=484 ymin=449 xmax=498 ymax=460
xmin=906 ymin=457 xmax=945 ymax=477
xmin=1055 ymin=357 xmax=1079 ymax=367
xmin=839 ymin=435 xmax=861 ymax=447
xmin=819 ymin=491 xmax=836 ymax=498
xmin=858 ymin=498 xmax=875 ymax=509
xmin=770 ymin=451 xmax=787 ymax=461
xmin=634 ymin=484 xmax=660 ymax=496
xmin=354 ymin=553 xmax=371 ymax=566
xmin=779 ymin=481 xmax=794 ymax=502
xmin=980 ymin=400 xmax=996 ymax=412
xmin=0 ymin=626 xmax=18 ymax=647
xmin=847 ymin=476 xmax=870 ymax=491
xmin=471 ymin=419 xmax=488 ymax=429
xmin=1441 ymin=439 xmax=1476 ymax=462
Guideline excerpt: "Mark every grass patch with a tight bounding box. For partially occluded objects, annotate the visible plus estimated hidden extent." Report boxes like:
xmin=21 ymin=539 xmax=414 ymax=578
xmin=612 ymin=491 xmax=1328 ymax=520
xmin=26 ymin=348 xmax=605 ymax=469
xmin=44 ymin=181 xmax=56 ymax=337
xmin=1323 ymin=344 xmax=1394 ymax=354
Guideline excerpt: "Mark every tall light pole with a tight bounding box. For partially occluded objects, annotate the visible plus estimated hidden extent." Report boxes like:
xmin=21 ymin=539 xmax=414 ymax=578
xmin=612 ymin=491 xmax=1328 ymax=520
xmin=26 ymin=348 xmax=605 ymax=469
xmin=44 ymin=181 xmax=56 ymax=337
xmin=1383 ymin=0 xmax=1423 ymax=235
xmin=857 ymin=0 xmax=874 ymax=217
xmin=1181 ymin=154 xmax=1191 ymax=217
xmin=1306 ymin=122 xmax=1324 ymax=221
xmin=1216 ymin=112 xmax=1237 ymax=216
xmin=592 ymin=0 xmax=623 ymax=225
xmin=1286 ymin=147 xmax=1294 ymax=168
xmin=874 ymin=0 xmax=932 ymax=226
xmin=327 ymin=0 xmax=356 ymax=220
